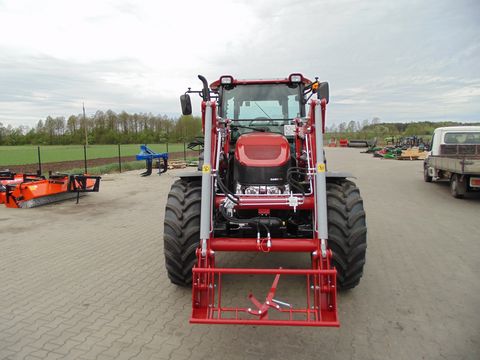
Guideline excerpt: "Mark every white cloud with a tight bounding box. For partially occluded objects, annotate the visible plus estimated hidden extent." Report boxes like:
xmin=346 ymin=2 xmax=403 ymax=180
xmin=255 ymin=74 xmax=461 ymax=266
xmin=0 ymin=0 xmax=479 ymax=126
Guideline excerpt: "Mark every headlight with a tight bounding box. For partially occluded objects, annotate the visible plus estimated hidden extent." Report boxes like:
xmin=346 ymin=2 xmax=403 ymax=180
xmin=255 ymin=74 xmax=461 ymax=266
xmin=220 ymin=75 xmax=234 ymax=85
xmin=267 ymin=186 xmax=281 ymax=195
xmin=245 ymin=186 xmax=260 ymax=195
xmin=289 ymin=73 xmax=303 ymax=83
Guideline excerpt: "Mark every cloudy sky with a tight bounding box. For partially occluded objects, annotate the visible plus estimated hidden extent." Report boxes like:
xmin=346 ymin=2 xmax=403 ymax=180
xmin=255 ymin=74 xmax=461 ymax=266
xmin=0 ymin=0 xmax=479 ymax=127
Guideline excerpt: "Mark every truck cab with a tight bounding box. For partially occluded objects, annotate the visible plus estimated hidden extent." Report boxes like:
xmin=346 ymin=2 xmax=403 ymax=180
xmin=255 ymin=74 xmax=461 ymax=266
xmin=429 ymin=126 xmax=480 ymax=156
xmin=424 ymin=126 xmax=480 ymax=198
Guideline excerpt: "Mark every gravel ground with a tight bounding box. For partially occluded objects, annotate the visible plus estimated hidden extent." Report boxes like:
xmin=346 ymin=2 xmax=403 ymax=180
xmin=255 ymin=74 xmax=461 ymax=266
xmin=0 ymin=147 xmax=478 ymax=360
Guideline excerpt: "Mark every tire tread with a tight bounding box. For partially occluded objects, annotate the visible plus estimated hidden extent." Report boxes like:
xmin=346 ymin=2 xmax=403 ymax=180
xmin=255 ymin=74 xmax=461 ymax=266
xmin=327 ymin=180 xmax=367 ymax=290
xmin=164 ymin=179 xmax=202 ymax=286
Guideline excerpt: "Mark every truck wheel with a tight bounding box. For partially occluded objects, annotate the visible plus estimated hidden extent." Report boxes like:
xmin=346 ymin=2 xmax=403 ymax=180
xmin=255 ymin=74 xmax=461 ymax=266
xmin=424 ymin=166 xmax=432 ymax=182
xmin=327 ymin=180 xmax=367 ymax=290
xmin=450 ymin=174 xmax=466 ymax=198
xmin=164 ymin=179 xmax=202 ymax=286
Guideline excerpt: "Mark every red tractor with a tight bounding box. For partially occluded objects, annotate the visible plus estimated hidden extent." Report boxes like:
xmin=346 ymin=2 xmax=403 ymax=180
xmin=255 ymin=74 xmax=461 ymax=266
xmin=164 ymin=74 xmax=367 ymax=326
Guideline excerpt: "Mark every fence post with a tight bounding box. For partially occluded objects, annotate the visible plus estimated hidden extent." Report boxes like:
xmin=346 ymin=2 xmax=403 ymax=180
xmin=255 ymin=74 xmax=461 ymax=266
xmin=183 ymin=141 xmax=186 ymax=161
xmin=83 ymin=145 xmax=87 ymax=173
xmin=118 ymin=144 xmax=122 ymax=173
xmin=37 ymin=146 xmax=42 ymax=176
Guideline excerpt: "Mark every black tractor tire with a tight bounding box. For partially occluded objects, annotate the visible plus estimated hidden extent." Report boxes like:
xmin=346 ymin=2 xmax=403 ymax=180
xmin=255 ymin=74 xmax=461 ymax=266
xmin=164 ymin=179 xmax=202 ymax=286
xmin=327 ymin=180 xmax=367 ymax=290
xmin=450 ymin=174 xmax=466 ymax=198
xmin=424 ymin=165 xmax=432 ymax=182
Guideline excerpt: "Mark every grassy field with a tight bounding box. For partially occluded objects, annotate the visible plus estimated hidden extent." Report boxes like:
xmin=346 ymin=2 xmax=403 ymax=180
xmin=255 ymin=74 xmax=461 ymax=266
xmin=0 ymin=143 xmax=187 ymax=166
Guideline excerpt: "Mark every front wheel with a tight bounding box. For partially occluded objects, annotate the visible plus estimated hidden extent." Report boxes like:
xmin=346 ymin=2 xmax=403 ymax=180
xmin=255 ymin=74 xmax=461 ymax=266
xmin=163 ymin=179 xmax=202 ymax=286
xmin=327 ymin=180 xmax=367 ymax=290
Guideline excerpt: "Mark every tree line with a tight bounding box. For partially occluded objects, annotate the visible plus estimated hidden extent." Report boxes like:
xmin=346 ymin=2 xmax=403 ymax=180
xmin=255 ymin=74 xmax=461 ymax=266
xmin=0 ymin=110 xmax=202 ymax=145
xmin=1 ymin=112 xmax=478 ymax=146
xmin=326 ymin=118 xmax=480 ymax=139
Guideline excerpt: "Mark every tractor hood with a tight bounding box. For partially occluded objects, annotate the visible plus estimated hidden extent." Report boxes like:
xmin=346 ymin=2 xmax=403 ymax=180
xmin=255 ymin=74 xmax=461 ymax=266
xmin=234 ymin=132 xmax=290 ymax=168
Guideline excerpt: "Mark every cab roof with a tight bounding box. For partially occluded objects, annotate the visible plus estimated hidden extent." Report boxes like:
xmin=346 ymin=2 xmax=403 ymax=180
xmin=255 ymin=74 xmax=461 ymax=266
xmin=210 ymin=74 xmax=312 ymax=90
xmin=434 ymin=126 xmax=480 ymax=133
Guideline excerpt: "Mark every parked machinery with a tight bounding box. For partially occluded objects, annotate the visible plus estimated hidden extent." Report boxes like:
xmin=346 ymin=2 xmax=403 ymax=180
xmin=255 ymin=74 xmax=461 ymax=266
xmin=0 ymin=170 xmax=100 ymax=208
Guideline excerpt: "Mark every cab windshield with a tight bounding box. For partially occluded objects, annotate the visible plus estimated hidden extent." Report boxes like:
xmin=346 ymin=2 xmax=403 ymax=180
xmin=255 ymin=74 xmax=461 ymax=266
xmin=444 ymin=132 xmax=480 ymax=144
xmin=221 ymin=84 xmax=302 ymax=126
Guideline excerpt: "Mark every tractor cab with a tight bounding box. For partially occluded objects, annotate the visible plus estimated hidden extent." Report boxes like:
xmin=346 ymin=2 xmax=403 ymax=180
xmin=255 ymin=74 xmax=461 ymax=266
xmin=214 ymin=75 xmax=307 ymax=137
xmin=180 ymin=73 xmax=329 ymax=140
xmin=213 ymin=74 xmax=327 ymax=139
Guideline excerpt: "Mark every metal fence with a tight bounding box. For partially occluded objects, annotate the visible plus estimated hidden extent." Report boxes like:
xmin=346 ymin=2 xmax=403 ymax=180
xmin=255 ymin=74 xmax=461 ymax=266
xmin=0 ymin=143 xmax=199 ymax=174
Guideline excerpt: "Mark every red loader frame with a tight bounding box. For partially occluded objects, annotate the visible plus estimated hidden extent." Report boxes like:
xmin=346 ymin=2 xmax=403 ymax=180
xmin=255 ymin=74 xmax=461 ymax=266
xmin=187 ymin=75 xmax=338 ymax=326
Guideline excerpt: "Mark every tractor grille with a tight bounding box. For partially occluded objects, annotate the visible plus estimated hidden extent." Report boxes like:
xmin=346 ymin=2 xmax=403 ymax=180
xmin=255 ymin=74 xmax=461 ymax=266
xmin=244 ymin=145 xmax=282 ymax=160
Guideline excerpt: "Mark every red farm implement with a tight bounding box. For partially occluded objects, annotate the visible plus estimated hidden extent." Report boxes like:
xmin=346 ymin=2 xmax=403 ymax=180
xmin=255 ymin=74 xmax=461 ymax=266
xmin=163 ymin=74 xmax=367 ymax=327
xmin=0 ymin=171 xmax=101 ymax=208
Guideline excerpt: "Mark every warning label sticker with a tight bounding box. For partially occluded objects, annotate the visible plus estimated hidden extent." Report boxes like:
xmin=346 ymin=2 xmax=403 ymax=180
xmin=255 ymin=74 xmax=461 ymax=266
xmin=202 ymin=164 xmax=211 ymax=173
xmin=317 ymin=163 xmax=326 ymax=173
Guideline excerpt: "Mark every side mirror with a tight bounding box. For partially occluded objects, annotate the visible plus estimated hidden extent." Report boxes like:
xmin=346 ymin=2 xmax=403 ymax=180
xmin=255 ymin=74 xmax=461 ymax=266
xmin=318 ymin=82 xmax=329 ymax=104
xmin=180 ymin=94 xmax=192 ymax=115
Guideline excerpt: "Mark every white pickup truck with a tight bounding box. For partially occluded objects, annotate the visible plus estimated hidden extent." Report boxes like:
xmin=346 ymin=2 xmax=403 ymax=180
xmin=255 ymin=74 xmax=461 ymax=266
xmin=424 ymin=126 xmax=480 ymax=198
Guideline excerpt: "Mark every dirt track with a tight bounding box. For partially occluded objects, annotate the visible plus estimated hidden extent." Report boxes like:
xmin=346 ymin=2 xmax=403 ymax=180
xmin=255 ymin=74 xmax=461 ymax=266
xmin=0 ymin=148 xmax=479 ymax=360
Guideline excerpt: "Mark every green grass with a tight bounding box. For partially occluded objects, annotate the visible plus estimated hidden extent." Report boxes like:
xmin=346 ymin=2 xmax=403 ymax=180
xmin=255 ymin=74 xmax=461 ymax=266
xmin=0 ymin=143 xmax=187 ymax=166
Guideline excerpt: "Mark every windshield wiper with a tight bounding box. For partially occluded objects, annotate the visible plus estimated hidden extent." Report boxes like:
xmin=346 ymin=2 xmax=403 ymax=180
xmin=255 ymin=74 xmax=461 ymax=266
xmin=231 ymin=125 xmax=265 ymax=132
xmin=254 ymin=102 xmax=272 ymax=119
xmin=230 ymin=124 xmax=284 ymax=136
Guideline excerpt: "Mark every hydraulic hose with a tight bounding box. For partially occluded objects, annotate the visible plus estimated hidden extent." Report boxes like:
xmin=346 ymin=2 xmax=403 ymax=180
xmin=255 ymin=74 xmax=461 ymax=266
xmin=287 ymin=167 xmax=309 ymax=194
xmin=217 ymin=175 xmax=239 ymax=204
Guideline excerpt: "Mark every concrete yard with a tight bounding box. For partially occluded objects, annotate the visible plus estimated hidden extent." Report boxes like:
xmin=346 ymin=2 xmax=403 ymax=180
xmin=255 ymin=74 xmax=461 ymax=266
xmin=0 ymin=148 xmax=479 ymax=360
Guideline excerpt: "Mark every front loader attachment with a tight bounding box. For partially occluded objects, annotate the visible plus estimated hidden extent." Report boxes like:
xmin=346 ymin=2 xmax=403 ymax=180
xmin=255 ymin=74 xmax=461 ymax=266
xmin=190 ymin=240 xmax=338 ymax=327
xmin=191 ymin=267 xmax=338 ymax=326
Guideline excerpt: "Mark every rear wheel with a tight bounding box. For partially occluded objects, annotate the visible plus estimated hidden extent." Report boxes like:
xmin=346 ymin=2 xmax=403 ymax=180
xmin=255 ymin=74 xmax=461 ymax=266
xmin=424 ymin=165 xmax=432 ymax=182
xmin=327 ymin=180 xmax=367 ymax=290
xmin=450 ymin=174 xmax=466 ymax=198
xmin=164 ymin=179 xmax=202 ymax=286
